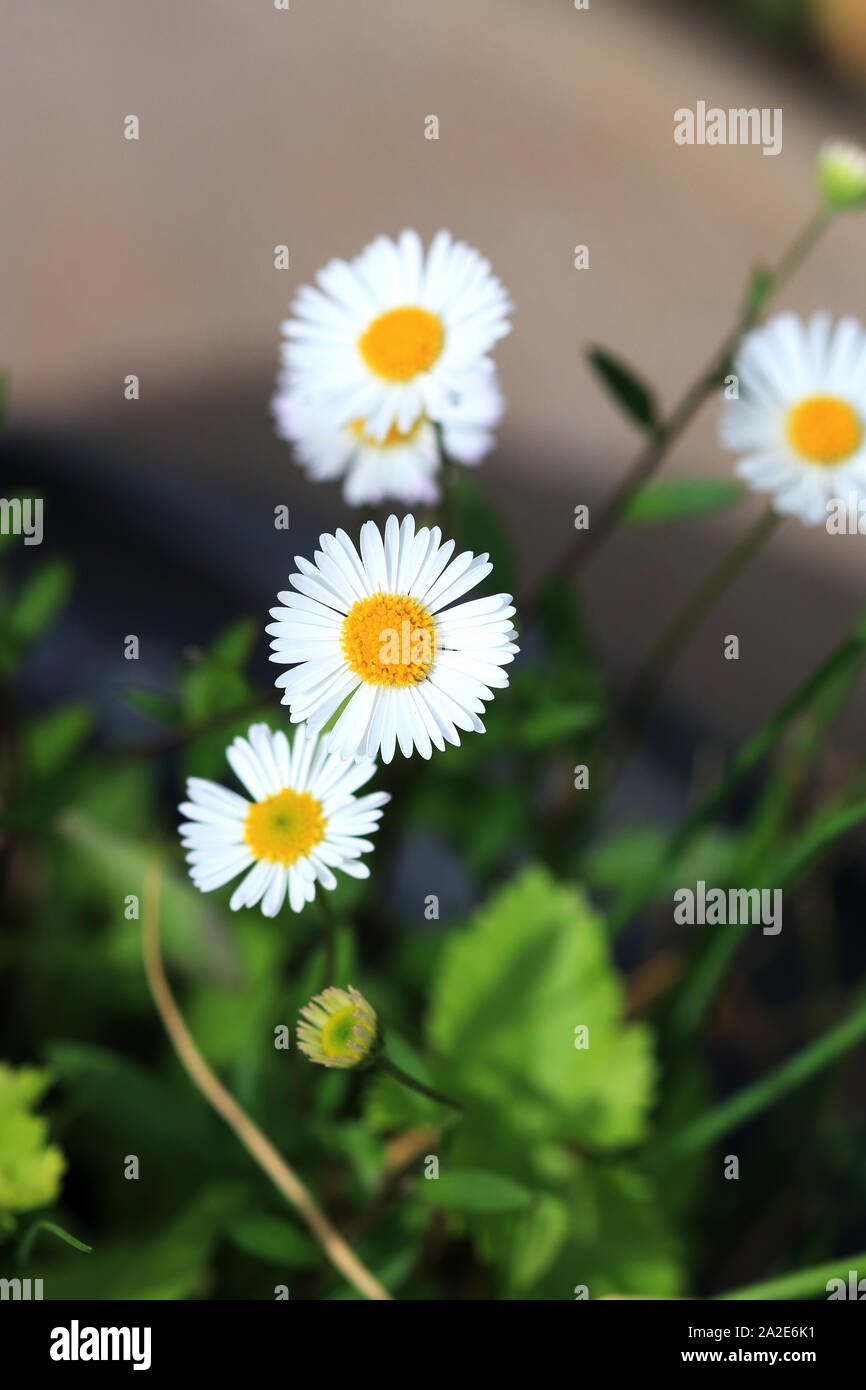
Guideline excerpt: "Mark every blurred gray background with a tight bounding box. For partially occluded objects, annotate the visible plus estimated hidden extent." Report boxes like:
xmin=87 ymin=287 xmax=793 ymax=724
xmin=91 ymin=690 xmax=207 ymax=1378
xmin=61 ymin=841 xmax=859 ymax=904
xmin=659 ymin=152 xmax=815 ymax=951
xmin=3 ymin=0 xmax=866 ymax=745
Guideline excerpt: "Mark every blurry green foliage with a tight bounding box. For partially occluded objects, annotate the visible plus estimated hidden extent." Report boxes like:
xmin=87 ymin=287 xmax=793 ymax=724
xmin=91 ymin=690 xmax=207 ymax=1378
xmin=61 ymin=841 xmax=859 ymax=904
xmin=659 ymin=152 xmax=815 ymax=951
xmin=1 ymin=470 xmax=864 ymax=1303
xmin=0 ymin=1065 xmax=65 ymax=1222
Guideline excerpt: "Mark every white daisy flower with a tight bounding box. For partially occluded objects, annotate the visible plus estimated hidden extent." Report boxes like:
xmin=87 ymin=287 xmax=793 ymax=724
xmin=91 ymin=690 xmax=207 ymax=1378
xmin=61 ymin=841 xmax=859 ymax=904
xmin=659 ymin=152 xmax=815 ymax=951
xmin=271 ymin=364 xmax=504 ymax=507
xmin=817 ymin=141 xmax=866 ymax=212
xmin=178 ymin=723 xmax=389 ymax=917
xmin=720 ymin=311 xmax=866 ymax=526
xmin=267 ymin=514 xmax=519 ymax=763
xmin=279 ymin=229 xmax=512 ymax=442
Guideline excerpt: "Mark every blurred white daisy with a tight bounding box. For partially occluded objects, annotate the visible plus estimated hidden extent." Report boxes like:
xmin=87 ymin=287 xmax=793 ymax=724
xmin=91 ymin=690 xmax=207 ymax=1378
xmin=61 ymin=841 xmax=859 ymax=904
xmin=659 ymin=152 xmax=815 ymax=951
xmin=817 ymin=141 xmax=866 ymax=213
xmin=267 ymin=514 xmax=519 ymax=763
xmin=271 ymin=365 xmax=504 ymax=507
xmin=279 ymin=229 xmax=512 ymax=442
xmin=721 ymin=311 xmax=866 ymax=526
xmin=178 ymin=723 xmax=389 ymax=916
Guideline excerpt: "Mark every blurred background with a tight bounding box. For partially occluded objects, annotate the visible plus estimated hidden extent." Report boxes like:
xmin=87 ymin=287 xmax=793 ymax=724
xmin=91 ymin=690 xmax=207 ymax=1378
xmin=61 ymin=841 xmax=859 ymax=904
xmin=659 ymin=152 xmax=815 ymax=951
xmin=2 ymin=0 xmax=866 ymax=741
xmin=2 ymin=0 xmax=866 ymax=1301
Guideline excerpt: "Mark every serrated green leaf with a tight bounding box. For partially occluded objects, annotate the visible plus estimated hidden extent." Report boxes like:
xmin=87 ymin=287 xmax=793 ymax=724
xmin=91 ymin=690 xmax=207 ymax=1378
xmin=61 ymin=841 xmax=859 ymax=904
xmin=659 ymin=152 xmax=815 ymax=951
xmin=623 ymin=478 xmax=744 ymax=524
xmin=534 ymin=1162 xmax=683 ymax=1300
xmin=588 ymin=348 xmax=658 ymax=431
xmin=0 ymin=1064 xmax=65 ymax=1214
xmin=429 ymin=867 xmax=655 ymax=1147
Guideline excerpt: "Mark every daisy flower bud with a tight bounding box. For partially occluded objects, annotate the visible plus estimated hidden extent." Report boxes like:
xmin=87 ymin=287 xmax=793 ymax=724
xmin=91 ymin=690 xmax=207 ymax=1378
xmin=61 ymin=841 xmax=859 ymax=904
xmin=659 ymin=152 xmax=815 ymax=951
xmin=817 ymin=140 xmax=866 ymax=212
xmin=297 ymin=986 xmax=378 ymax=1069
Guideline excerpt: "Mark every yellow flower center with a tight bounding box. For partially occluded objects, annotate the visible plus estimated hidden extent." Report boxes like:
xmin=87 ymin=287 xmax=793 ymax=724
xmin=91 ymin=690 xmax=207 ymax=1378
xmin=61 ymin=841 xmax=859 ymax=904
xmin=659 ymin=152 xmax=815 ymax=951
xmin=341 ymin=593 xmax=436 ymax=687
xmin=786 ymin=394 xmax=862 ymax=466
xmin=243 ymin=788 xmax=325 ymax=865
xmin=358 ymin=306 xmax=444 ymax=381
xmin=347 ymin=417 xmax=424 ymax=448
xmin=320 ymin=1005 xmax=374 ymax=1061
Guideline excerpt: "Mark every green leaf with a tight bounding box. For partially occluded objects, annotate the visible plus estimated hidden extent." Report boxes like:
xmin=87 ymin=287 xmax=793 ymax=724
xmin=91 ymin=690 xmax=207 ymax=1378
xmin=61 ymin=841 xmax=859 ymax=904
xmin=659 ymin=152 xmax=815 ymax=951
xmin=415 ymin=1169 xmax=533 ymax=1214
xmin=0 ymin=1064 xmax=65 ymax=1214
xmin=227 ymin=1214 xmax=318 ymax=1267
xmin=444 ymin=1120 xmax=681 ymax=1298
xmin=623 ymin=478 xmax=744 ymax=525
xmin=521 ymin=700 xmax=600 ymax=747
xmin=583 ymin=825 xmax=736 ymax=897
xmin=56 ymin=814 xmax=220 ymax=975
xmin=534 ymin=1162 xmax=682 ymax=1299
xmin=44 ymin=1043 xmax=233 ymax=1173
xmin=0 ymin=559 xmax=73 ymax=670
xmin=209 ymin=617 xmax=258 ymax=670
xmin=429 ymin=867 xmax=656 ymax=1147
xmin=121 ymin=685 xmax=182 ymax=725
xmin=588 ymin=348 xmax=658 ymax=431
xmin=770 ymin=793 xmax=866 ymax=892
xmin=21 ymin=702 xmax=94 ymax=779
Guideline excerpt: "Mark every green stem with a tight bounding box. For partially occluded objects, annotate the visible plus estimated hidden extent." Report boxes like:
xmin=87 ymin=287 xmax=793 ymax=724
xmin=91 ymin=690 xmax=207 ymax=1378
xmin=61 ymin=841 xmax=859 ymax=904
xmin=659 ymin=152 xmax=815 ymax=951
xmin=318 ymin=893 xmax=337 ymax=992
xmin=620 ymin=506 xmax=781 ymax=732
xmin=607 ymin=602 xmax=866 ymax=936
xmin=668 ymin=788 xmax=866 ymax=1041
xmin=669 ymin=919 xmax=752 ymax=1041
xmin=377 ymin=1055 xmax=464 ymax=1113
xmin=658 ymin=989 xmax=866 ymax=1159
xmin=523 ymin=208 xmax=833 ymax=614
xmin=433 ymin=421 xmax=457 ymax=538
xmin=17 ymin=1219 xmax=92 ymax=1265
xmin=769 ymin=206 xmax=833 ymax=295
xmin=718 ymin=1251 xmax=866 ymax=1301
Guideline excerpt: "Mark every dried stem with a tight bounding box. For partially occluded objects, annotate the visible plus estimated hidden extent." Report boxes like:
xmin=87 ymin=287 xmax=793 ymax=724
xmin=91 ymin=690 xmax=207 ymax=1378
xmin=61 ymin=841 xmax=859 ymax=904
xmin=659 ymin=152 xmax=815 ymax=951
xmin=141 ymin=862 xmax=391 ymax=1302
